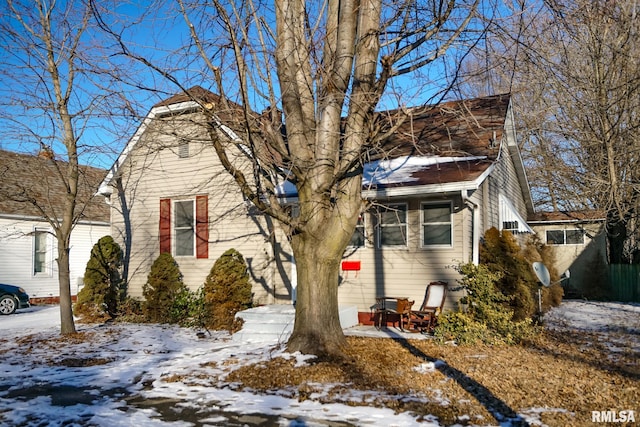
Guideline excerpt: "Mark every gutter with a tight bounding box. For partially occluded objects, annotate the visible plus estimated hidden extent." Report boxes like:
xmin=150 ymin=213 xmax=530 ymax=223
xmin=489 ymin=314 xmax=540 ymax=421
xmin=461 ymin=189 xmax=480 ymax=265
xmin=0 ymin=213 xmax=109 ymax=227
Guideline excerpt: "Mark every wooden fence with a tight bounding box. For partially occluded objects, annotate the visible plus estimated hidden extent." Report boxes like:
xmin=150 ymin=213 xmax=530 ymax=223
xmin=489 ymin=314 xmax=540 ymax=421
xmin=609 ymin=264 xmax=640 ymax=303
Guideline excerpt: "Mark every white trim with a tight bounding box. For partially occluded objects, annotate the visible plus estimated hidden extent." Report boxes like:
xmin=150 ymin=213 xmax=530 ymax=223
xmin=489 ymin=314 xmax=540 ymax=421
xmin=545 ymin=228 xmax=586 ymax=246
xmin=32 ymin=227 xmax=53 ymax=277
xmin=98 ymin=101 xmax=205 ymax=196
xmin=498 ymin=194 xmax=533 ymax=234
xmin=0 ymin=213 xmax=109 ymax=226
xmin=361 ymin=163 xmax=495 ymax=199
xmin=376 ymin=203 xmax=408 ymax=248
xmin=420 ymin=201 xmax=454 ymax=249
xmin=174 ymin=199 xmax=196 ymax=257
xmin=346 ymin=212 xmax=367 ymax=249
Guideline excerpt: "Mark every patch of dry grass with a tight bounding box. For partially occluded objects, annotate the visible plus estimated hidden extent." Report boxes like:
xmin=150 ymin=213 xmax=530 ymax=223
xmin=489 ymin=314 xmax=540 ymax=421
xmin=226 ymin=331 xmax=638 ymax=426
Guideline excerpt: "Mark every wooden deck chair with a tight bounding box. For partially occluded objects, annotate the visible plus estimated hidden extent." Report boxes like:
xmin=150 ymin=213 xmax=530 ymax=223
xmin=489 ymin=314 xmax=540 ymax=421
xmin=410 ymin=281 xmax=447 ymax=332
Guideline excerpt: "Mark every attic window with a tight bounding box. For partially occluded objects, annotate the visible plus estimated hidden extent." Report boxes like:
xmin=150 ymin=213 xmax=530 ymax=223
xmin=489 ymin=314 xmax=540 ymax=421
xmin=178 ymin=142 xmax=190 ymax=158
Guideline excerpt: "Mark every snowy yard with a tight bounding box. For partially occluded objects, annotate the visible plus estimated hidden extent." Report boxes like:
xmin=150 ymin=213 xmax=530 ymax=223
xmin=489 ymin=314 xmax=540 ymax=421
xmin=0 ymin=300 xmax=638 ymax=426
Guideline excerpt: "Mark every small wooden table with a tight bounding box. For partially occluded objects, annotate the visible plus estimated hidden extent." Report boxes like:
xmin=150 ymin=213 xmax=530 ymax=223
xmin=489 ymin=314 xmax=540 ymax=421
xmin=374 ymin=296 xmax=414 ymax=330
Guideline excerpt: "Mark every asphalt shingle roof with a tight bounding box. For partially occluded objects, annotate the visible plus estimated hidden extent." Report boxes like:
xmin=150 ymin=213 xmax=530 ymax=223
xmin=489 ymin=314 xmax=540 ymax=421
xmin=0 ymin=149 xmax=109 ymax=223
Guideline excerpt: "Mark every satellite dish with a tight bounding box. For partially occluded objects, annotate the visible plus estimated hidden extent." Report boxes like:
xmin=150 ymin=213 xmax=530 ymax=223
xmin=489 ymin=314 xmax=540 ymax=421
xmin=532 ymin=262 xmax=551 ymax=287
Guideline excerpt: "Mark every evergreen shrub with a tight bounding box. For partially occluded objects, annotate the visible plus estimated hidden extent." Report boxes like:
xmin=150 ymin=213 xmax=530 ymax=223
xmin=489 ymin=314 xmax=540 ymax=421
xmin=480 ymin=228 xmax=537 ymax=320
xmin=171 ymin=286 xmax=206 ymax=328
xmin=203 ymin=248 xmax=253 ymax=332
xmin=74 ymin=236 xmax=123 ymax=322
xmin=143 ymin=253 xmax=187 ymax=323
xmin=522 ymin=233 xmax=564 ymax=309
xmin=434 ymin=263 xmax=539 ymax=345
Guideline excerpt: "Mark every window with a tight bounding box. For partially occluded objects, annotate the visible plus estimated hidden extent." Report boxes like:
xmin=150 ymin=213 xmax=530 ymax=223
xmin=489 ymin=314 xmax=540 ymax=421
xmin=160 ymin=196 xmax=209 ymax=258
xmin=546 ymin=229 xmax=584 ymax=245
xmin=33 ymin=229 xmax=48 ymax=275
xmin=422 ymin=202 xmax=452 ymax=246
xmin=378 ymin=204 xmax=407 ymax=247
xmin=348 ymin=214 xmax=365 ymax=247
xmin=178 ymin=141 xmax=190 ymax=158
xmin=175 ymin=200 xmax=195 ymax=256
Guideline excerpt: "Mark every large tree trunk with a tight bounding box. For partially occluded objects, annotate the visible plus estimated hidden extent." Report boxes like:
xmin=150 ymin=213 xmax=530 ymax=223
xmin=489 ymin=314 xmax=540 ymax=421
xmin=286 ymin=174 xmax=362 ymax=358
xmin=607 ymin=210 xmax=628 ymax=264
xmin=288 ymin=234 xmax=347 ymax=357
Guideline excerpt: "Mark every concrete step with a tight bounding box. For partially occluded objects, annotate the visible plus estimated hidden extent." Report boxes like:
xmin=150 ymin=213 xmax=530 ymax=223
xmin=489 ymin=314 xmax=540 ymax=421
xmin=232 ymin=304 xmax=359 ymax=343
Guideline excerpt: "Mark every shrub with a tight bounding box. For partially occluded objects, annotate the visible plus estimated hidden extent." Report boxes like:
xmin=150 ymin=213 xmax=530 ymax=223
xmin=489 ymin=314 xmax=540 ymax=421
xmin=143 ymin=253 xmax=187 ymax=323
xmin=171 ymin=286 xmax=206 ymax=328
xmin=74 ymin=236 xmax=123 ymax=322
xmin=523 ymin=233 xmax=564 ymax=310
xmin=203 ymin=248 xmax=253 ymax=332
xmin=434 ymin=263 xmax=540 ymax=345
xmin=480 ymin=228 xmax=538 ymax=320
xmin=116 ymin=297 xmax=146 ymax=323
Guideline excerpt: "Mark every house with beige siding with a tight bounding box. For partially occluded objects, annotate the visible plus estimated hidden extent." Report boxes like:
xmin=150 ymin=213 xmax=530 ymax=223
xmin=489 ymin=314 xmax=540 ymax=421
xmin=528 ymin=210 xmax=607 ymax=298
xmin=0 ymin=149 xmax=110 ymax=302
xmin=99 ymin=88 xmax=534 ymax=320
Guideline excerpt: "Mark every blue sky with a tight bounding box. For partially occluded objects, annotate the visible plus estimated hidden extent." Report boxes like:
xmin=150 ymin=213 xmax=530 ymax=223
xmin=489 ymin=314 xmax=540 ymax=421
xmin=0 ymin=0 xmax=496 ymax=170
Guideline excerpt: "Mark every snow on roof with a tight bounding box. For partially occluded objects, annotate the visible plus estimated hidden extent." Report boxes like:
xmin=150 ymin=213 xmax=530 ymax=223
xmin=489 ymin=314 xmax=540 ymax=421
xmin=363 ymin=155 xmax=487 ymax=187
xmin=274 ymin=155 xmax=489 ymax=198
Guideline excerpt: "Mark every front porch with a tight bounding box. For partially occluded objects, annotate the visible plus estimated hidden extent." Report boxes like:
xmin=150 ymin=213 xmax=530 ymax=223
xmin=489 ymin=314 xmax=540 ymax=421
xmin=233 ymin=304 xmax=432 ymax=343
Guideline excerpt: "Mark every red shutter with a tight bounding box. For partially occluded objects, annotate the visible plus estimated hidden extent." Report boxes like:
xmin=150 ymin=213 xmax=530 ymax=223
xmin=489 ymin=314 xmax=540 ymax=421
xmin=196 ymin=195 xmax=209 ymax=259
xmin=159 ymin=198 xmax=171 ymax=254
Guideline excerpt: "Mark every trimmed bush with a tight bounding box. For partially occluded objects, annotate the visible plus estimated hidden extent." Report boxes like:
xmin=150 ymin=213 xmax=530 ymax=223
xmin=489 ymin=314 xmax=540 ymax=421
xmin=203 ymin=248 xmax=253 ymax=332
xmin=74 ymin=236 xmax=123 ymax=322
xmin=143 ymin=253 xmax=186 ymax=323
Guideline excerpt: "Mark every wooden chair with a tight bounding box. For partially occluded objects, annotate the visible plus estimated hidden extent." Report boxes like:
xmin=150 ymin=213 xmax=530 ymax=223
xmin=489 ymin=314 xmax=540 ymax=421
xmin=410 ymin=281 xmax=447 ymax=333
xmin=374 ymin=297 xmax=414 ymax=330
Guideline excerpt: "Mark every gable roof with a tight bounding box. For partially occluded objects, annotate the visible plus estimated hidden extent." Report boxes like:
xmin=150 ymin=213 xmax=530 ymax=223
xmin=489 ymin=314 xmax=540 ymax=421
xmin=0 ymin=149 xmax=109 ymax=223
xmin=100 ymin=88 xmax=532 ymax=213
xmin=373 ymin=94 xmax=509 ymax=161
xmin=358 ymin=94 xmax=521 ymax=199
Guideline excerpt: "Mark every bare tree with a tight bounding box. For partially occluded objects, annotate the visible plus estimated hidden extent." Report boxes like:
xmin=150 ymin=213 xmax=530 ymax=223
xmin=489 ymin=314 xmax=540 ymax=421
xmin=0 ymin=0 xmax=131 ymax=333
xmin=460 ymin=0 xmax=640 ymax=263
xmin=95 ymin=0 xmax=487 ymax=357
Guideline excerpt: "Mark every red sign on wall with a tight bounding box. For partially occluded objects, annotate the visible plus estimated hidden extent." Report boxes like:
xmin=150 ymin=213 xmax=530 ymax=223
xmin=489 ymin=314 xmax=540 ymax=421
xmin=341 ymin=260 xmax=361 ymax=271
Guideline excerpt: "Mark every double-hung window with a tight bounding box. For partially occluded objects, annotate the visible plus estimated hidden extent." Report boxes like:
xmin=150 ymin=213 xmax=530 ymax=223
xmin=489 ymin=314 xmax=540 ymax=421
xmin=421 ymin=202 xmax=452 ymax=247
xmin=33 ymin=229 xmax=49 ymax=275
xmin=175 ymin=200 xmax=195 ymax=256
xmin=160 ymin=196 xmax=209 ymax=258
xmin=378 ymin=204 xmax=407 ymax=247
xmin=348 ymin=214 xmax=366 ymax=248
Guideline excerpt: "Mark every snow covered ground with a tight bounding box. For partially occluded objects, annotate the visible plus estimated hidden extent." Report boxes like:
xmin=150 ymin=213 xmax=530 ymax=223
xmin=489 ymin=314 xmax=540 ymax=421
xmin=0 ymin=300 xmax=638 ymax=427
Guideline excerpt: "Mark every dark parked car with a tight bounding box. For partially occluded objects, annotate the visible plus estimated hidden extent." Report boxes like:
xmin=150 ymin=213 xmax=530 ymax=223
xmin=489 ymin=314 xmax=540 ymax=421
xmin=0 ymin=284 xmax=30 ymax=315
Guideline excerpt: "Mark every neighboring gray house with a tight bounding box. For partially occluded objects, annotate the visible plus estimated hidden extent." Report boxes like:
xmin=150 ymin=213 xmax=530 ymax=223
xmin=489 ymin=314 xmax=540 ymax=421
xmin=99 ymin=88 xmax=535 ymax=320
xmin=0 ymin=149 xmax=110 ymax=302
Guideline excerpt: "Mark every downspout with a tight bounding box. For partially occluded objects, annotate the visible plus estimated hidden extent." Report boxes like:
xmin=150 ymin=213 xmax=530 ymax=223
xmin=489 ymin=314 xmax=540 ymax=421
xmin=462 ymin=189 xmax=480 ymax=265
